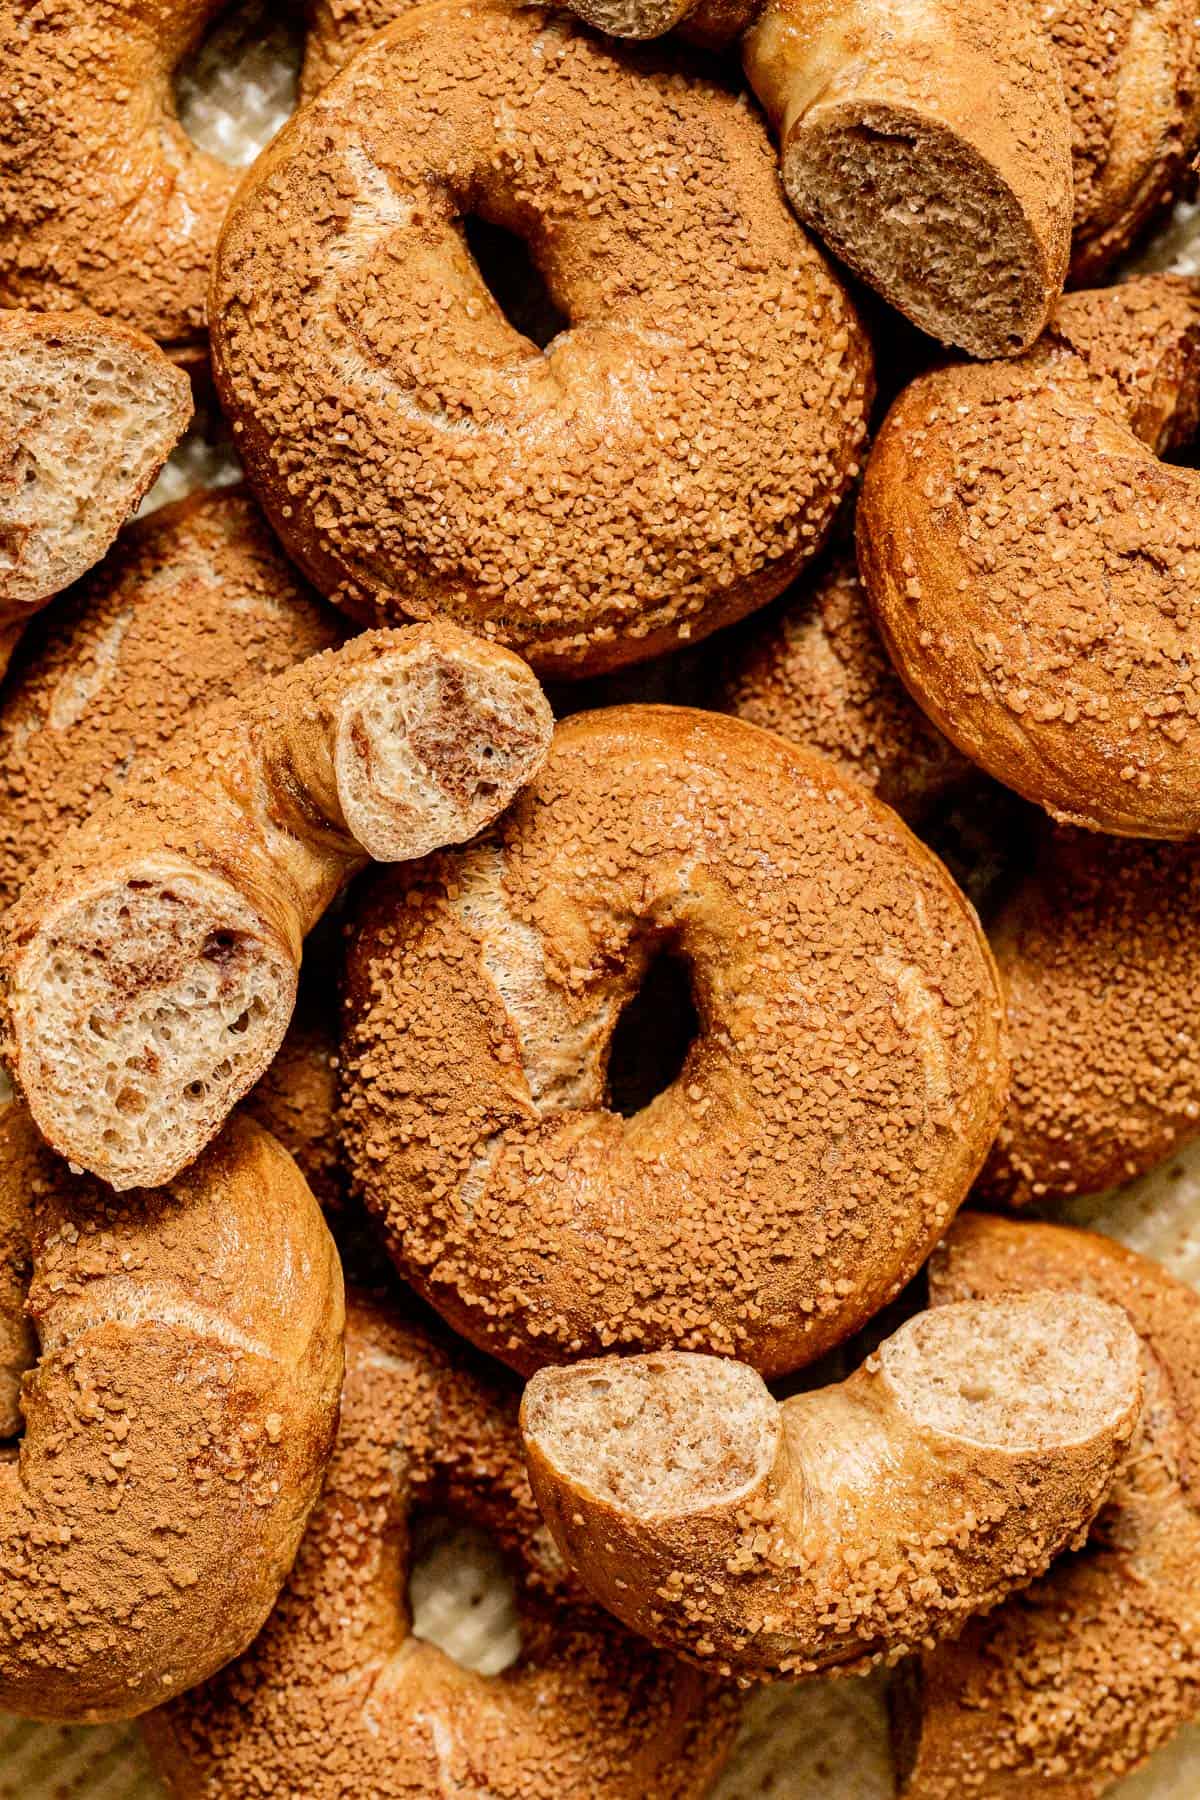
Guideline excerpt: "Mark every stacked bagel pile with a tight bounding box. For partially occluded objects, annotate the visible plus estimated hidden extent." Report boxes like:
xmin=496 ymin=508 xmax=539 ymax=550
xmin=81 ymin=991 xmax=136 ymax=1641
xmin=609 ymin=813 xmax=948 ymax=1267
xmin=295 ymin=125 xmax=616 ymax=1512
xmin=3 ymin=3 xmax=1200 ymax=1798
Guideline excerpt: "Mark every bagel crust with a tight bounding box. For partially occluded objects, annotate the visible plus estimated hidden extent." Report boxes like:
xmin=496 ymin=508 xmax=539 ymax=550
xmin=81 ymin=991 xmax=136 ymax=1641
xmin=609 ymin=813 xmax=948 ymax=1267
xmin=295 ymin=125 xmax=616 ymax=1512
xmin=0 ymin=1 xmax=239 ymax=350
xmin=522 ymin=1294 xmax=1143 ymax=1680
xmin=982 ymin=827 xmax=1200 ymax=1206
xmin=897 ymin=1215 xmax=1200 ymax=1797
xmin=0 ymin=622 xmax=553 ymax=1190
xmin=341 ymin=705 xmax=1008 ymax=1377
xmin=716 ymin=550 xmax=970 ymax=823
xmin=0 ymin=489 xmax=344 ymax=913
xmin=1048 ymin=0 xmax=1200 ymax=279
xmin=0 ymin=1107 xmax=344 ymax=1722
xmin=210 ymin=1 xmax=872 ymax=677
xmin=143 ymin=1293 xmax=737 ymax=1799
xmin=859 ymin=277 xmax=1200 ymax=837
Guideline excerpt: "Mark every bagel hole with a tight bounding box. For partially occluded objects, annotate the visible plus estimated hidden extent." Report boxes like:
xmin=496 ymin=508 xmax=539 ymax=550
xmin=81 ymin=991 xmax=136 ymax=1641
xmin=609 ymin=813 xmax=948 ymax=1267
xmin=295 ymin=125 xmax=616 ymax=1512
xmin=461 ymin=216 xmax=568 ymax=352
xmin=408 ymin=1512 xmax=522 ymax=1676
xmin=175 ymin=0 xmax=303 ymax=168
xmin=606 ymin=948 xmax=699 ymax=1119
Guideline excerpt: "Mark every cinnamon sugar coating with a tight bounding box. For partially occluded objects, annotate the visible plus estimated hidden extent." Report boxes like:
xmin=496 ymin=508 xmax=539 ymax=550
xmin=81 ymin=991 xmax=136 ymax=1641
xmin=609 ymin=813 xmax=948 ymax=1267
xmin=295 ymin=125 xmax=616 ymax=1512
xmin=340 ymin=705 xmax=1008 ymax=1377
xmin=210 ymin=0 xmax=872 ymax=677
xmin=859 ymin=277 xmax=1200 ymax=837
xmin=981 ymin=826 xmax=1200 ymax=1207
xmin=244 ymin=981 xmax=344 ymax=1215
xmin=0 ymin=489 xmax=344 ymax=913
xmin=0 ymin=1 xmax=240 ymax=350
xmin=1046 ymin=0 xmax=1200 ymax=278
xmin=716 ymin=550 xmax=970 ymax=823
xmin=0 ymin=1107 xmax=344 ymax=1722
xmin=899 ymin=1214 xmax=1200 ymax=1798
xmin=143 ymin=1292 xmax=736 ymax=1799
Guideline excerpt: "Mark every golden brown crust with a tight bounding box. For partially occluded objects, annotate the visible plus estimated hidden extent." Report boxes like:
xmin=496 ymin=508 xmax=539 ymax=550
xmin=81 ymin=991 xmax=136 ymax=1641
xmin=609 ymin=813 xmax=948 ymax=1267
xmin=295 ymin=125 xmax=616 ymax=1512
xmin=0 ymin=1106 xmax=344 ymax=1722
xmin=716 ymin=550 xmax=970 ymax=822
xmin=742 ymin=0 xmax=1072 ymax=359
xmin=244 ymin=982 xmax=344 ymax=1215
xmin=0 ymin=488 xmax=344 ymax=914
xmin=522 ymin=1296 xmax=1143 ymax=1681
xmin=981 ymin=827 xmax=1200 ymax=1206
xmin=210 ymin=0 xmax=871 ymax=677
xmin=1047 ymin=0 xmax=1200 ymax=279
xmin=899 ymin=1214 xmax=1200 ymax=1798
xmin=300 ymin=0 xmax=416 ymax=97
xmin=0 ymin=2 xmax=239 ymax=350
xmin=142 ymin=1292 xmax=737 ymax=1799
xmin=340 ymin=704 xmax=1008 ymax=1378
xmin=858 ymin=277 xmax=1200 ymax=837
xmin=0 ymin=621 xmax=553 ymax=1190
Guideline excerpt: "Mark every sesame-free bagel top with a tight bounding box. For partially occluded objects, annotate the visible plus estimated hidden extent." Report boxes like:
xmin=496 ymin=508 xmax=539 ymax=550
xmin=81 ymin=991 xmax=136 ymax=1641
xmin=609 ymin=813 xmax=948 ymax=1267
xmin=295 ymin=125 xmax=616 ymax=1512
xmin=210 ymin=1 xmax=872 ymax=677
xmin=858 ymin=276 xmax=1200 ymax=838
xmin=0 ymin=1 xmax=239 ymax=350
xmin=143 ymin=1293 xmax=736 ymax=1799
xmin=341 ymin=706 xmax=1008 ymax=1377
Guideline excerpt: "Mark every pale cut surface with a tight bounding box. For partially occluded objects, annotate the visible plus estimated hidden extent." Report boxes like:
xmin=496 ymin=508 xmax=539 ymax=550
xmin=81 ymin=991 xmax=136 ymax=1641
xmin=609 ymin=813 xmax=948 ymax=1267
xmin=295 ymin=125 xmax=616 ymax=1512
xmin=880 ymin=1294 xmax=1139 ymax=1447
xmin=0 ymin=315 xmax=191 ymax=605
xmin=11 ymin=862 xmax=295 ymax=1193
xmin=528 ymin=1297 xmax=1141 ymax=1519
xmin=524 ymin=1356 xmax=776 ymax=1515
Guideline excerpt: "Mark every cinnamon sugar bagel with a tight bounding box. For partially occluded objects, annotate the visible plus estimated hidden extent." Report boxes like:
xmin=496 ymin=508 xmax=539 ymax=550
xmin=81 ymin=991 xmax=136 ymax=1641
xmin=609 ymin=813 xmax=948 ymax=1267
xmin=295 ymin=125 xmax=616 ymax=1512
xmin=340 ymin=705 xmax=1008 ymax=1378
xmin=980 ymin=826 xmax=1200 ymax=1207
xmin=551 ymin=0 xmax=1072 ymax=358
xmin=716 ymin=550 xmax=971 ymax=824
xmin=1049 ymin=0 xmax=1200 ymax=279
xmin=142 ymin=1292 xmax=736 ymax=1799
xmin=859 ymin=276 xmax=1200 ymax=837
xmin=898 ymin=1214 xmax=1200 ymax=1797
xmin=0 ymin=2 xmax=245 ymax=352
xmin=0 ymin=487 xmax=344 ymax=912
xmin=0 ymin=1105 xmax=343 ymax=1722
xmin=209 ymin=0 xmax=872 ymax=677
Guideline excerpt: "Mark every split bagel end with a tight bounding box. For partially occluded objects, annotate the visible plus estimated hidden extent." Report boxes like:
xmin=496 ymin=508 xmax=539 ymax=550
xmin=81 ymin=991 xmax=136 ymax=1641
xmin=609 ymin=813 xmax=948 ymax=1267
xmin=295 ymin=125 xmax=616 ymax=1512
xmin=0 ymin=623 xmax=552 ymax=1190
xmin=896 ymin=1213 xmax=1200 ymax=1797
xmin=521 ymin=1292 xmax=1143 ymax=1680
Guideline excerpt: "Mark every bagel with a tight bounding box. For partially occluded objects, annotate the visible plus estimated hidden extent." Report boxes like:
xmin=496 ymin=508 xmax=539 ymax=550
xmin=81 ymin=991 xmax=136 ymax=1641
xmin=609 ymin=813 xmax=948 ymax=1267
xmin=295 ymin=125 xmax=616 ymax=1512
xmin=716 ymin=550 xmax=971 ymax=824
xmin=1048 ymin=0 xmax=1200 ymax=280
xmin=980 ymin=826 xmax=1200 ymax=1207
xmin=0 ymin=1104 xmax=343 ymax=1722
xmin=209 ymin=0 xmax=872 ymax=678
xmin=551 ymin=0 xmax=1071 ymax=358
xmin=0 ymin=2 xmax=242 ymax=351
xmin=0 ymin=309 xmax=192 ymax=673
xmin=142 ymin=1292 xmax=738 ymax=1799
xmin=896 ymin=1213 xmax=1200 ymax=1798
xmin=340 ymin=705 xmax=1008 ymax=1378
xmin=244 ymin=982 xmax=343 ymax=1217
xmin=859 ymin=276 xmax=1200 ymax=838
xmin=0 ymin=623 xmax=553 ymax=1191
xmin=520 ymin=1292 xmax=1143 ymax=1681
xmin=0 ymin=487 xmax=344 ymax=913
